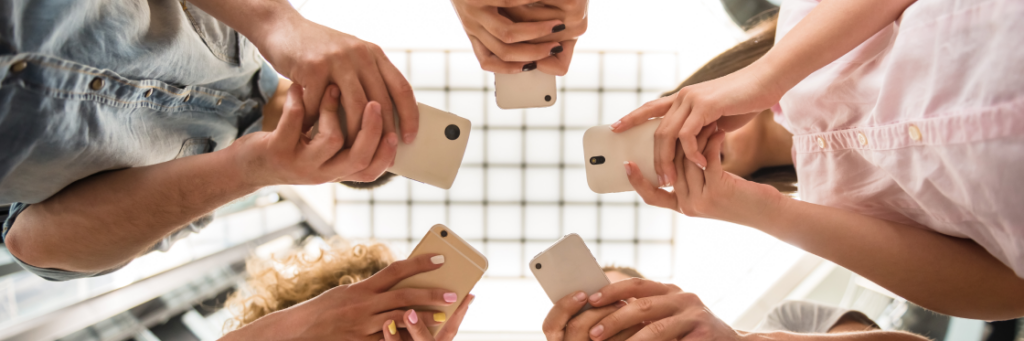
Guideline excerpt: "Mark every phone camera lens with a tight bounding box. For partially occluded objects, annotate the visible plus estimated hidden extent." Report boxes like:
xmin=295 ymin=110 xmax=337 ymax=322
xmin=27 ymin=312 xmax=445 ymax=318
xmin=544 ymin=95 xmax=552 ymax=102
xmin=440 ymin=230 xmax=449 ymax=237
xmin=444 ymin=124 xmax=460 ymax=141
xmin=535 ymin=263 xmax=542 ymax=270
xmin=589 ymin=156 xmax=606 ymax=165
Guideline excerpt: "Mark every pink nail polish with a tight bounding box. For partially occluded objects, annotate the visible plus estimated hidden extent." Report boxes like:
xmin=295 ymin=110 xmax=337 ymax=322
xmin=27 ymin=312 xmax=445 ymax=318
xmin=623 ymin=162 xmax=632 ymax=176
xmin=408 ymin=310 xmax=418 ymax=324
xmin=444 ymin=292 xmax=458 ymax=303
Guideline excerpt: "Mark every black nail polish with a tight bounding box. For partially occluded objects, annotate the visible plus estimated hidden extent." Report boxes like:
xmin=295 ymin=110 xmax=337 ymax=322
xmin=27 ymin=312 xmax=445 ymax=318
xmin=552 ymin=24 xmax=566 ymax=33
xmin=550 ymin=45 xmax=564 ymax=55
xmin=522 ymin=62 xmax=537 ymax=72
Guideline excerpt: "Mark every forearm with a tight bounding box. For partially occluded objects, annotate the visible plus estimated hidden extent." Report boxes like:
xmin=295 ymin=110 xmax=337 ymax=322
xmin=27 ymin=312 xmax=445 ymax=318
xmin=757 ymin=0 xmax=916 ymax=92
xmin=6 ymin=148 xmax=260 ymax=272
xmin=755 ymin=198 xmax=1024 ymax=320
xmin=185 ymin=0 xmax=301 ymax=49
xmin=745 ymin=330 xmax=928 ymax=341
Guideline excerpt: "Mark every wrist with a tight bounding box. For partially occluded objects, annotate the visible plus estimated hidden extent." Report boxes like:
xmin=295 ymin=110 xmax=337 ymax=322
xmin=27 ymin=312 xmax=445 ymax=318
xmin=220 ymin=142 xmax=273 ymax=191
xmin=242 ymin=4 xmax=303 ymax=53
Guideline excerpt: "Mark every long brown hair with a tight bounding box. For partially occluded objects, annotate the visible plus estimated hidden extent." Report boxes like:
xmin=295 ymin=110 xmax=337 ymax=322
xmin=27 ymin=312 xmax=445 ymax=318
xmin=663 ymin=13 xmax=797 ymax=194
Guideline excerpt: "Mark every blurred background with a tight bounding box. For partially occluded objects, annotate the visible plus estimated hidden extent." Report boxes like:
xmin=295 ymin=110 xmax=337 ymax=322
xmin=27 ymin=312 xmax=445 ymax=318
xmin=0 ymin=0 xmax=1021 ymax=340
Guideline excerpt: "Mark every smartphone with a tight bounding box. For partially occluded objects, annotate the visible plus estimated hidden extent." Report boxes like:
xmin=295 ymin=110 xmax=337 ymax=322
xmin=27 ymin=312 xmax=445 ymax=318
xmin=582 ymin=118 xmax=662 ymax=193
xmin=530 ymin=234 xmax=610 ymax=312
xmin=389 ymin=224 xmax=488 ymax=335
xmin=494 ymin=70 xmax=557 ymax=109
xmin=387 ymin=103 xmax=472 ymax=189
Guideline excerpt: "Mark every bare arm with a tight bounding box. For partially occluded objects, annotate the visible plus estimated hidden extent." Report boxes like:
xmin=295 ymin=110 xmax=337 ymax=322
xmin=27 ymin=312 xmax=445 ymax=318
xmin=6 ymin=84 xmax=397 ymax=273
xmin=746 ymin=331 xmax=928 ymax=341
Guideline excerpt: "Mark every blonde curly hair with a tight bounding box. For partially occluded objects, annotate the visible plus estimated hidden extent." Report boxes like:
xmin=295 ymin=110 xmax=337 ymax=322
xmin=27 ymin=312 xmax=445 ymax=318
xmin=224 ymin=238 xmax=395 ymax=330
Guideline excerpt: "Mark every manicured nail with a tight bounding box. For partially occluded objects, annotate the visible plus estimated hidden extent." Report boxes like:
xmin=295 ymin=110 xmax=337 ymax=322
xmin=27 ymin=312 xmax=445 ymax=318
xmin=573 ymin=291 xmax=587 ymax=302
xmin=408 ymin=310 xmax=419 ymax=324
xmin=590 ymin=324 xmax=604 ymax=338
xmin=330 ymin=87 xmax=339 ymax=98
xmin=404 ymin=133 xmax=415 ymax=144
xmin=433 ymin=312 xmax=447 ymax=322
xmin=444 ymin=292 xmax=458 ymax=303
xmin=623 ymin=162 xmax=632 ymax=176
xmin=659 ymin=175 xmax=668 ymax=187
xmin=388 ymin=320 xmax=397 ymax=335
xmin=610 ymin=120 xmax=621 ymax=130
xmin=552 ymin=24 xmax=566 ymax=33
xmin=522 ymin=62 xmax=537 ymax=72
xmin=550 ymin=45 xmax=563 ymax=56
xmin=589 ymin=292 xmax=602 ymax=302
xmin=388 ymin=134 xmax=398 ymax=146
xmin=431 ymin=255 xmax=445 ymax=264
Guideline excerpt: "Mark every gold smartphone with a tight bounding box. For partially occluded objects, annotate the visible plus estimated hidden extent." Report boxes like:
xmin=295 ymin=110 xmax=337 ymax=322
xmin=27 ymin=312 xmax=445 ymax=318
xmin=389 ymin=224 xmax=488 ymax=335
xmin=581 ymin=118 xmax=662 ymax=193
xmin=388 ymin=103 xmax=472 ymax=189
xmin=530 ymin=234 xmax=610 ymax=312
xmin=494 ymin=70 xmax=557 ymax=109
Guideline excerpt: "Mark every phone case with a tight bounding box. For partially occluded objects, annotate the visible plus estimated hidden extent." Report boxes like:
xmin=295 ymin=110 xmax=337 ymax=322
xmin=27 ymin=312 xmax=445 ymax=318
xmin=530 ymin=234 xmax=610 ymax=311
xmin=388 ymin=103 xmax=472 ymax=189
xmin=582 ymin=118 xmax=662 ymax=193
xmin=494 ymin=70 xmax=557 ymax=109
xmin=390 ymin=224 xmax=488 ymax=336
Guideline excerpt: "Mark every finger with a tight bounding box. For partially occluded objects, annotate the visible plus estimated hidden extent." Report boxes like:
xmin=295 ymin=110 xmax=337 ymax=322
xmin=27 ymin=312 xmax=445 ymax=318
xmin=607 ymin=324 xmax=645 ymax=341
xmin=703 ymin=131 xmax=728 ymax=185
xmin=535 ymin=39 xmax=576 ymax=76
xmin=383 ymin=319 xmax=403 ymax=341
xmin=337 ymin=71 xmax=370 ymax=148
xmin=359 ymin=52 xmax=397 ymax=145
xmin=334 ymin=132 xmax=398 ymax=183
xmin=373 ymin=49 xmax=418 ymax=143
xmin=403 ymin=309 xmax=435 ymax=341
xmin=683 ymin=124 xmax=717 ymax=199
xmin=474 ymin=29 xmax=563 ymax=63
xmin=435 ymin=294 xmax=475 ymax=341
xmin=611 ymin=96 xmax=674 ymax=133
xmin=590 ymin=297 xmax=679 ymax=341
xmin=465 ymin=0 xmax=537 ymax=6
xmin=301 ymin=79 xmax=328 ymax=119
xmin=324 ymin=101 xmax=384 ymax=176
xmin=625 ymin=161 xmax=678 ymax=212
xmin=372 ymin=288 xmax=459 ymax=313
xmin=476 ymin=7 xmax=564 ymax=44
xmin=564 ymin=303 xmax=623 ymax=341
xmin=589 ymin=278 xmax=681 ymax=307
xmin=625 ymin=315 xmax=696 ymax=341
xmin=467 ymin=35 xmax=533 ymax=74
xmin=542 ymin=291 xmax=589 ymax=340
xmin=654 ymin=99 xmax=687 ymax=187
xmin=270 ymin=84 xmax=306 ymax=148
xmin=358 ymin=253 xmax=445 ymax=292
xmin=376 ymin=309 xmax=448 ymax=332
xmin=310 ymin=84 xmax=345 ymax=163
xmin=679 ymin=106 xmax=710 ymax=171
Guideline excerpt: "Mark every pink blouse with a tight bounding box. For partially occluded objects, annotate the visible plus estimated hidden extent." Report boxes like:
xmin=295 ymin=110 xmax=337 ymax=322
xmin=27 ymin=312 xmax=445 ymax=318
xmin=776 ymin=0 xmax=1024 ymax=277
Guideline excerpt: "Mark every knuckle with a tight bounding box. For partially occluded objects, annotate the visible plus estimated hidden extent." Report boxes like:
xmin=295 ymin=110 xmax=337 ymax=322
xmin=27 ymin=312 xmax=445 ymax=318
xmin=647 ymin=320 xmax=668 ymax=338
xmin=496 ymin=27 xmax=516 ymax=44
xmin=565 ymin=317 xmax=586 ymax=333
xmin=628 ymin=277 xmax=646 ymax=287
xmin=635 ymin=297 xmax=655 ymax=312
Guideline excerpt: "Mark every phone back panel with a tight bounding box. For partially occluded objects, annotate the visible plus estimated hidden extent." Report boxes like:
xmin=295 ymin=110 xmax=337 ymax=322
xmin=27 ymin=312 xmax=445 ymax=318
xmin=390 ymin=224 xmax=488 ymax=335
xmin=582 ymin=118 xmax=661 ymax=193
xmin=530 ymin=234 xmax=610 ymax=305
xmin=388 ymin=103 xmax=471 ymax=189
xmin=494 ymin=70 xmax=557 ymax=109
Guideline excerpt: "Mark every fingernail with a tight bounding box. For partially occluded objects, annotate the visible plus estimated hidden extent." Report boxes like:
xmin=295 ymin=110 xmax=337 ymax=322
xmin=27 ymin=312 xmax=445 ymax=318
xmin=659 ymin=175 xmax=668 ymax=187
xmin=610 ymin=120 xmax=621 ymax=130
xmin=330 ymin=87 xmax=339 ymax=98
xmin=623 ymin=162 xmax=632 ymax=176
xmin=552 ymin=24 xmax=566 ymax=33
xmin=431 ymin=255 xmax=445 ymax=264
xmin=433 ymin=312 xmax=447 ymax=322
xmin=573 ymin=291 xmax=587 ymax=302
xmin=404 ymin=133 xmax=415 ymax=144
xmin=550 ymin=45 xmax=563 ymax=56
xmin=615 ymin=301 xmax=628 ymax=308
xmin=388 ymin=320 xmax=397 ymax=335
xmin=444 ymin=292 xmax=458 ymax=303
xmin=388 ymin=134 xmax=398 ymax=146
xmin=522 ymin=62 xmax=537 ymax=72
xmin=590 ymin=324 xmax=604 ymax=338
xmin=408 ymin=310 xmax=419 ymax=324
xmin=589 ymin=292 xmax=602 ymax=302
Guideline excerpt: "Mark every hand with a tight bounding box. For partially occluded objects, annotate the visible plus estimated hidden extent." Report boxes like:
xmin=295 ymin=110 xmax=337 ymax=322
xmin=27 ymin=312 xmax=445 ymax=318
xmin=230 ymin=84 xmax=397 ymax=186
xmin=624 ymin=123 xmax=785 ymax=227
xmin=381 ymin=294 xmax=476 ymax=341
xmin=612 ymin=64 xmax=782 ymax=185
xmin=256 ymin=15 xmax=418 ymax=146
xmin=222 ymin=254 xmax=462 ymax=341
xmin=587 ymin=278 xmax=744 ymax=341
xmin=543 ymin=291 xmax=643 ymax=341
xmin=453 ymin=0 xmax=588 ymax=75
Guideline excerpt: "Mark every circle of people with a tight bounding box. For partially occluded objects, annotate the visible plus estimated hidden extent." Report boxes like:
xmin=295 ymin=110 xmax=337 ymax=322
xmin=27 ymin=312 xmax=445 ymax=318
xmin=1 ymin=0 xmax=1021 ymax=340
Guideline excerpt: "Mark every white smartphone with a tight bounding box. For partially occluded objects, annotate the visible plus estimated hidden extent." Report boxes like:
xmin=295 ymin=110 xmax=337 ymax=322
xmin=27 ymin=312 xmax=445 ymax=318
xmin=494 ymin=70 xmax=557 ymax=109
xmin=390 ymin=224 xmax=488 ymax=336
xmin=387 ymin=103 xmax=472 ymax=189
xmin=530 ymin=234 xmax=610 ymax=312
xmin=582 ymin=118 xmax=662 ymax=193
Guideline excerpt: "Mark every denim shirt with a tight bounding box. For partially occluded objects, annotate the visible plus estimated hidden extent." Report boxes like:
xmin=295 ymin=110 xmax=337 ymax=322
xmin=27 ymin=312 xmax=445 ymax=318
xmin=0 ymin=0 xmax=279 ymax=280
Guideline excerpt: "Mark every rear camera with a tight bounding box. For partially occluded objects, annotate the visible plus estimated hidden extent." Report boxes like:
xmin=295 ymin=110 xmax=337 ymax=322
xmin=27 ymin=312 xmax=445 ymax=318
xmin=535 ymin=263 xmax=542 ymax=270
xmin=440 ymin=230 xmax=449 ymax=237
xmin=544 ymin=95 xmax=552 ymax=102
xmin=444 ymin=124 xmax=460 ymax=140
xmin=589 ymin=156 xmax=606 ymax=165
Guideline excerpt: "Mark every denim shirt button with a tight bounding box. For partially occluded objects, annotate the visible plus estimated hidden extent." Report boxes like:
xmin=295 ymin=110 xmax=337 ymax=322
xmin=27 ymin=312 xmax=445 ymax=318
xmin=89 ymin=77 xmax=104 ymax=90
xmin=216 ymin=99 xmax=223 ymax=106
xmin=10 ymin=61 xmax=28 ymax=73
xmin=144 ymin=89 xmax=153 ymax=98
xmin=184 ymin=93 xmax=191 ymax=102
